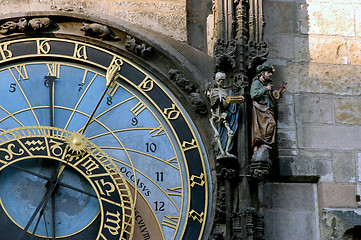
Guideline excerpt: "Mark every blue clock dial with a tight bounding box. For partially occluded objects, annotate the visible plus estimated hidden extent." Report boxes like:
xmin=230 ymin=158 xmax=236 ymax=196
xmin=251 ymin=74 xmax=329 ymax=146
xmin=0 ymin=38 xmax=210 ymax=240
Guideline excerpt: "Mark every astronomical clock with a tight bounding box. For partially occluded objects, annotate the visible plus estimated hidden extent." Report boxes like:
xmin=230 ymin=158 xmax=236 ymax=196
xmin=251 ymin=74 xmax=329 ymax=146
xmin=0 ymin=37 xmax=211 ymax=239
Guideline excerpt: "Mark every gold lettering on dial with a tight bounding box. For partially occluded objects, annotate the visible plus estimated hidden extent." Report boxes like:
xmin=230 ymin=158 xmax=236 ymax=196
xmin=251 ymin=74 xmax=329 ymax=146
xmin=163 ymin=104 xmax=180 ymax=120
xmin=49 ymin=139 xmax=65 ymax=157
xmin=9 ymin=64 xmax=29 ymax=81
xmin=94 ymin=179 xmax=116 ymax=196
xmin=190 ymin=173 xmax=205 ymax=187
xmin=73 ymin=43 xmax=88 ymax=59
xmin=81 ymin=69 xmax=88 ymax=84
xmin=0 ymin=143 xmax=25 ymax=161
xmin=0 ymin=43 xmax=13 ymax=60
xmin=36 ymin=40 xmax=51 ymax=54
xmin=162 ymin=216 xmax=179 ymax=229
xmin=167 ymin=186 xmax=182 ymax=197
xmin=107 ymin=81 xmax=121 ymax=98
xmin=130 ymin=100 xmax=146 ymax=117
xmin=189 ymin=210 xmax=204 ymax=223
xmin=108 ymin=56 xmax=124 ymax=71
xmin=181 ymin=139 xmax=197 ymax=151
xmin=25 ymin=140 xmax=45 ymax=152
xmin=138 ymin=76 xmax=154 ymax=92
xmin=80 ymin=157 xmax=100 ymax=175
xmin=149 ymin=125 xmax=166 ymax=137
xmin=46 ymin=63 xmax=61 ymax=78
xmin=104 ymin=211 xmax=122 ymax=235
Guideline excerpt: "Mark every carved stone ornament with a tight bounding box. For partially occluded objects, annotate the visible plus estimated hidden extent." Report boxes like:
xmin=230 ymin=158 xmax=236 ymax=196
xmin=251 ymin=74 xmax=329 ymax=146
xmin=214 ymin=188 xmax=226 ymax=223
xmin=169 ymin=69 xmax=195 ymax=93
xmin=214 ymin=39 xmax=237 ymax=71
xmin=80 ymin=23 xmax=120 ymax=40
xmin=247 ymin=41 xmax=269 ymax=71
xmin=125 ymin=35 xmax=152 ymax=58
xmin=168 ymin=69 xmax=207 ymax=115
xmin=0 ymin=17 xmax=55 ymax=35
xmin=250 ymin=146 xmax=271 ymax=181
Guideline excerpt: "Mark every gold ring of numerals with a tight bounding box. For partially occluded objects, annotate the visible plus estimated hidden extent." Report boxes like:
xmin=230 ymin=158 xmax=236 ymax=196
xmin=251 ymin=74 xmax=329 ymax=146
xmin=0 ymin=126 xmax=135 ymax=239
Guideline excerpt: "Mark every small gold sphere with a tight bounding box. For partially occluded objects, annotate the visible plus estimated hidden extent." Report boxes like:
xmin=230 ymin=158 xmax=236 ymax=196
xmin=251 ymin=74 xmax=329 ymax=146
xmin=73 ymin=137 xmax=82 ymax=146
xmin=66 ymin=132 xmax=87 ymax=154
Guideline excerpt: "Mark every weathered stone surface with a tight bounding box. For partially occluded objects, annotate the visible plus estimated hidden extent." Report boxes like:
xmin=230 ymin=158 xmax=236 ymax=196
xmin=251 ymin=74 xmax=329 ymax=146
xmin=298 ymin=3 xmax=310 ymax=34
xmin=277 ymin=102 xmax=295 ymax=129
xmin=295 ymin=94 xmax=333 ymax=124
xmin=309 ymin=36 xmax=347 ymax=64
xmin=304 ymin=3 xmax=355 ymax=36
xmin=332 ymin=151 xmax=356 ymax=183
xmin=0 ymin=0 xmax=187 ymax=41
xmin=305 ymin=0 xmax=361 ymax=3
xmin=319 ymin=209 xmax=361 ymax=240
xmin=356 ymin=6 xmax=361 ymax=38
xmin=264 ymin=1 xmax=297 ymax=35
xmin=115 ymin=9 xmax=186 ymax=42
xmin=264 ymin=34 xmax=294 ymax=59
xmin=297 ymin=124 xmax=361 ymax=149
xmin=264 ymin=210 xmax=317 ymax=240
xmin=347 ymin=38 xmax=361 ymax=65
xmin=285 ymin=63 xmax=361 ymax=95
xmin=318 ymin=183 xmax=357 ymax=208
xmin=358 ymin=152 xmax=361 ymax=194
xmin=294 ymin=36 xmax=311 ymax=63
xmin=278 ymin=152 xmax=333 ymax=179
xmin=264 ymin=183 xmax=316 ymax=210
xmin=264 ymin=183 xmax=317 ymax=240
xmin=277 ymin=130 xmax=296 ymax=149
xmin=334 ymin=97 xmax=361 ymax=124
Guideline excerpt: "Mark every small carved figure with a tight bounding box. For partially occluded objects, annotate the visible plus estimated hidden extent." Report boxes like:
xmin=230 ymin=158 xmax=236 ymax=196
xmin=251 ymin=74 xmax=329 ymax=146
xmin=0 ymin=17 xmax=54 ymax=34
xmin=28 ymin=18 xmax=53 ymax=31
xmin=80 ymin=23 xmax=120 ymax=40
xmin=125 ymin=36 xmax=152 ymax=58
xmin=207 ymin=72 xmax=244 ymax=159
xmin=250 ymin=63 xmax=286 ymax=157
xmin=168 ymin=69 xmax=195 ymax=93
xmin=0 ymin=18 xmax=27 ymax=34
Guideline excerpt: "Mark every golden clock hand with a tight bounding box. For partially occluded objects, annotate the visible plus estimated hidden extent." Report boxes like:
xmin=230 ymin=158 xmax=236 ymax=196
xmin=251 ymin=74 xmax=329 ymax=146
xmin=81 ymin=65 xmax=120 ymax=135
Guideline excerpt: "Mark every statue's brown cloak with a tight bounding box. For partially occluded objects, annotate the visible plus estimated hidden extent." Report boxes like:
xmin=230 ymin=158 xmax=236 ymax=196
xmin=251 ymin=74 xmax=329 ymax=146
xmin=251 ymin=100 xmax=276 ymax=148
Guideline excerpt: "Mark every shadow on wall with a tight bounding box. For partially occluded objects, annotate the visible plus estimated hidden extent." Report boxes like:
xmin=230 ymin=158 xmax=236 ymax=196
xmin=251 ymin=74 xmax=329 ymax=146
xmin=343 ymin=225 xmax=361 ymax=240
xmin=264 ymin=0 xmax=361 ymax=239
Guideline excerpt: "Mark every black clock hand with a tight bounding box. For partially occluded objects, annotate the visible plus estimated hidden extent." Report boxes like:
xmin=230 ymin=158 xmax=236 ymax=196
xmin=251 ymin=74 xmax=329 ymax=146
xmin=18 ymin=161 xmax=68 ymax=240
xmin=9 ymin=164 xmax=97 ymax=198
xmin=81 ymin=65 xmax=120 ymax=134
xmin=45 ymin=75 xmax=56 ymax=129
xmin=50 ymin=162 xmax=56 ymax=240
xmin=45 ymin=75 xmax=57 ymax=239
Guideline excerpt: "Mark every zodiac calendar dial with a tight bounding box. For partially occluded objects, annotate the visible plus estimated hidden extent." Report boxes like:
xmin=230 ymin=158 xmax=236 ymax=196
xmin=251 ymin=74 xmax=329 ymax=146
xmin=0 ymin=37 xmax=210 ymax=240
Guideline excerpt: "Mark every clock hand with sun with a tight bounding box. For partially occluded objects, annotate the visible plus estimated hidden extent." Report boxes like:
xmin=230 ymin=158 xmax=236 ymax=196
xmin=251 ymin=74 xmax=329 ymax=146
xmin=81 ymin=64 xmax=120 ymax=135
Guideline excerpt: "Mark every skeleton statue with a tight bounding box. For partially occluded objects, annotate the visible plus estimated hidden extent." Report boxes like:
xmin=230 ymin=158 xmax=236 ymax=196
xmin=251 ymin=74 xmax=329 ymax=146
xmin=208 ymin=72 xmax=244 ymax=159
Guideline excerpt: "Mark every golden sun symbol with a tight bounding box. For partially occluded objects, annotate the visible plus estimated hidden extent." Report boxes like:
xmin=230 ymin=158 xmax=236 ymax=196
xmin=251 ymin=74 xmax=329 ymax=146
xmin=66 ymin=132 xmax=88 ymax=154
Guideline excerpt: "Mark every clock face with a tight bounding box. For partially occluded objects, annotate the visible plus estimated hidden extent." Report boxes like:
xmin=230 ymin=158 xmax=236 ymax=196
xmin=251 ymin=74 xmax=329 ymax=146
xmin=0 ymin=38 xmax=210 ymax=239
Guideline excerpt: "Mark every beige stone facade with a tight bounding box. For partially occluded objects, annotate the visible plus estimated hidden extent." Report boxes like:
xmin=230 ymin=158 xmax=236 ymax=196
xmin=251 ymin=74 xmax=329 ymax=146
xmin=264 ymin=0 xmax=361 ymax=239
xmin=0 ymin=0 xmax=187 ymax=41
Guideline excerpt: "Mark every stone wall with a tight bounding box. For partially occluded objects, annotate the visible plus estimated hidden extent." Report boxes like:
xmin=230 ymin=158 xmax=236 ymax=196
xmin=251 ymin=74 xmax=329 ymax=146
xmin=0 ymin=0 xmax=187 ymax=42
xmin=264 ymin=0 xmax=361 ymax=239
